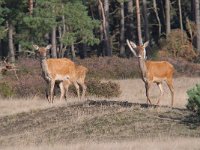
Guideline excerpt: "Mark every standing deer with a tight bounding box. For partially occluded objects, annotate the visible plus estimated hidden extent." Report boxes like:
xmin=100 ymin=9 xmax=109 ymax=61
xmin=33 ymin=44 xmax=78 ymax=103
xmin=126 ymin=40 xmax=175 ymax=107
xmin=59 ymin=65 xmax=88 ymax=100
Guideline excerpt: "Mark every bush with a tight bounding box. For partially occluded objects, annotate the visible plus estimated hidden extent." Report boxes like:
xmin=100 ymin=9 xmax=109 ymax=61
xmin=2 ymin=56 xmax=200 ymax=99
xmin=0 ymin=82 xmax=14 ymax=98
xmin=56 ymin=78 xmax=121 ymax=98
xmin=158 ymin=29 xmax=197 ymax=61
xmin=76 ymin=56 xmax=140 ymax=79
xmin=86 ymin=79 xmax=121 ymax=98
xmin=187 ymin=84 xmax=200 ymax=114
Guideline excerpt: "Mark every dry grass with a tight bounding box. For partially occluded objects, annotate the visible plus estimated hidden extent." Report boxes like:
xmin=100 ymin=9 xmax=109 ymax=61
xmin=0 ymin=77 xmax=199 ymax=149
xmin=2 ymin=137 xmax=200 ymax=150
xmin=102 ymin=77 xmax=199 ymax=108
xmin=0 ymin=77 xmax=198 ymax=117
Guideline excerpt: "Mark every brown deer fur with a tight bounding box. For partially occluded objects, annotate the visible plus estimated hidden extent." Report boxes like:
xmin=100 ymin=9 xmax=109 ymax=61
xmin=127 ymin=40 xmax=175 ymax=107
xmin=33 ymin=44 xmax=77 ymax=103
xmin=59 ymin=65 xmax=88 ymax=100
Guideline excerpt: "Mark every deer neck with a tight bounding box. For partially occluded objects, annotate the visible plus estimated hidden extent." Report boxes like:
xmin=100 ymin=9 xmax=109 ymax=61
xmin=40 ymin=57 xmax=51 ymax=81
xmin=138 ymin=58 xmax=147 ymax=82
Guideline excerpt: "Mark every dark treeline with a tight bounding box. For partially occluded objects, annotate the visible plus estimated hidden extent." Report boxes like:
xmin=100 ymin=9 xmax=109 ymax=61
xmin=0 ymin=0 xmax=199 ymax=62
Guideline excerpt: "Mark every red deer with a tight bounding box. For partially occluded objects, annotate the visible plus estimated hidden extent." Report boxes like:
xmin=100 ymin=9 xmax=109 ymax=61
xmin=59 ymin=65 xmax=88 ymax=100
xmin=33 ymin=44 xmax=78 ymax=103
xmin=126 ymin=40 xmax=175 ymax=107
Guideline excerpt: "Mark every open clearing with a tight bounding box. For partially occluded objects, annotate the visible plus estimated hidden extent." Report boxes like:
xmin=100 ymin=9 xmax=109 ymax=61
xmin=0 ymin=77 xmax=200 ymax=149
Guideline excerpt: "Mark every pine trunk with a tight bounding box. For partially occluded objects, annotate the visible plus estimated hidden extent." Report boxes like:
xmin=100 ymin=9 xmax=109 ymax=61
xmin=165 ymin=0 xmax=171 ymax=36
xmin=28 ymin=0 xmax=33 ymax=15
xmin=127 ymin=0 xmax=134 ymax=40
xmin=104 ymin=0 xmax=112 ymax=56
xmin=178 ymin=0 xmax=183 ymax=32
xmin=142 ymin=0 xmax=149 ymax=42
xmin=51 ymin=26 xmax=57 ymax=58
xmin=136 ymin=0 xmax=142 ymax=45
xmin=8 ymin=23 xmax=15 ymax=63
xmin=120 ymin=2 xmax=125 ymax=57
xmin=153 ymin=0 xmax=161 ymax=37
xmin=195 ymin=0 xmax=200 ymax=51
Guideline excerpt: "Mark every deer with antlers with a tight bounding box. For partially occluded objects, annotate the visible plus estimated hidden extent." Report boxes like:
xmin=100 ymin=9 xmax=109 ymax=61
xmin=33 ymin=44 xmax=88 ymax=103
xmin=126 ymin=40 xmax=175 ymax=107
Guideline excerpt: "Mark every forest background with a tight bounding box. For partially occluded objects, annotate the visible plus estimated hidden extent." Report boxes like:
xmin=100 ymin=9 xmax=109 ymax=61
xmin=0 ymin=0 xmax=199 ymax=62
xmin=0 ymin=0 xmax=199 ymax=98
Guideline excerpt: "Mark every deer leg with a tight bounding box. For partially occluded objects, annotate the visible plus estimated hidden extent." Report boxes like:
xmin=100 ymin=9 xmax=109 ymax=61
xmin=73 ymin=82 xmax=80 ymax=100
xmin=166 ymin=79 xmax=174 ymax=107
xmin=46 ymin=81 xmax=50 ymax=103
xmin=59 ymin=82 xmax=65 ymax=101
xmin=63 ymin=81 xmax=70 ymax=100
xmin=145 ymin=82 xmax=152 ymax=105
xmin=156 ymin=83 xmax=164 ymax=106
xmin=50 ymin=80 xmax=55 ymax=103
xmin=80 ymin=83 xmax=87 ymax=100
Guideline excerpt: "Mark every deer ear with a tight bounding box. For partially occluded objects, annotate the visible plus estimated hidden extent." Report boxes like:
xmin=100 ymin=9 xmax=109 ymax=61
xmin=46 ymin=45 xmax=52 ymax=50
xmin=129 ymin=41 xmax=137 ymax=49
xmin=143 ymin=41 xmax=149 ymax=48
xmin=33 ymin=45 xmax=39 ymax=50
xmin=126 ymin=39 xmax=137 ymax=57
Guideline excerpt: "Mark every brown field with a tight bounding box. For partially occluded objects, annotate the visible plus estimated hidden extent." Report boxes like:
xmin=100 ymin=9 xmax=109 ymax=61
xmin=0 ymin=77 xmax=200 ymax=149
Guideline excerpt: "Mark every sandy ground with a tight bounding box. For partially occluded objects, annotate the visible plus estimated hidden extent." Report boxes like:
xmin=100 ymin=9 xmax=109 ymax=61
xmin=0 ymin=77 xmax=199 ymax=117
xmin=113 ymin=77 xmax=200 ymax=108
xmin=2 ymin=137 xmax=200 ymax=150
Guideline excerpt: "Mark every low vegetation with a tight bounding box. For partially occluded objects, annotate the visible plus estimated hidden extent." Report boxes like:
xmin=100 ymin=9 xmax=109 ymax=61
xmin=187 ymin=84 xmax=200 ymax=114
xmin=158 ymin=29 xmax=198 ymax=61
xmin=0 ymin=56 xmax=200 ymax=99
xmin=0 ymin=100 xmax=199 ymax=147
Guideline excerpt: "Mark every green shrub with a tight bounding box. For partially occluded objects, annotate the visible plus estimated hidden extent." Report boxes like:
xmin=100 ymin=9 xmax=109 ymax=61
xmin=0 ymin=82 xmax=14 ymax=98
xmin=86 ymin=79 xmax=121 ymax=98
xmin=187 ymin=84 xmax=200 ymax=113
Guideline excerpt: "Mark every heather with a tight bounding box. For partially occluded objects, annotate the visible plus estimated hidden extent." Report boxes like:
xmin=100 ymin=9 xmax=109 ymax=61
xmin=0 ymin=56 xmax=200 ymax=98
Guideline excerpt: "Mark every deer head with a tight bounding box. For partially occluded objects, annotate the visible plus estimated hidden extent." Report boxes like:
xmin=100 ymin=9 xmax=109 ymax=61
xmin=33 ymin=44 xmax=52 ymax=58
xmin=126 ymin=40 xmax=149 ymax=59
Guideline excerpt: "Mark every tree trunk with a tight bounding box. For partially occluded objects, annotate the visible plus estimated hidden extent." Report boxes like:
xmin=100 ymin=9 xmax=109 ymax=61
xmin=51 ymin=26 xmax=57 ymax=58
xmin=142 ymin=0 xmax=149 ymax=42
xmin=127 ymin=0 xmax=134 ymax=40
xmin=178 ymin=0 xmax=183 ymax=32
xmin=165 ymin=0 xmax=171 ymax=36
xmin=191 ymin=0 xmax=196 ymax=21
xmin=153 ymin=0 xmax=161 ymax=37
xmin=28 ymin=0 xmax=33 ymax=15
xmin=98 ymin=0 xmax=112 ymax=56
xmin=104 ymin=0 xmax=112 ymax=56
xmin=195 ymin=0 xmax=200 ymax=51
xmin=120 ymin=2 xmax=125 ymax=57
xmin=58 ymin=26 xmax=62 ymax=58
xmin=8 ymin=23 xmax=15 ymax=63
xmin=136 ymin=0 xmax=142 ymax=45
xmin=71 ymin=43 xmax=76 ymax=60
xmin=98 ymin=1 xmax=105 ymax=56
